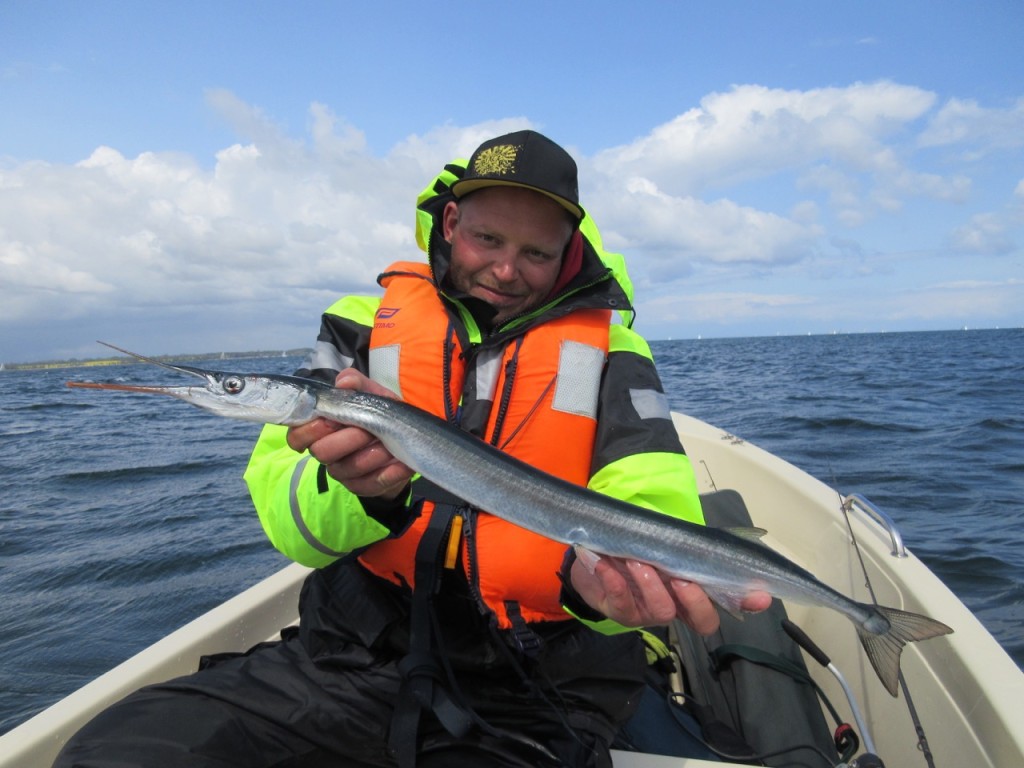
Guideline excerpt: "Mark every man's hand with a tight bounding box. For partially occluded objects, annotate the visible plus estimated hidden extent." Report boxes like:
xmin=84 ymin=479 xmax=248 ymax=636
xmin=286 ymin=369 xmax=414 ymax=499
xmin=570 ymin=548 xmax=772 ymax=636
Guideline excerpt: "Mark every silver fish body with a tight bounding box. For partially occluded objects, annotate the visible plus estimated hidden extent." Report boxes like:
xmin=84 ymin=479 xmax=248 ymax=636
xmin=68 ymin=347 xmax=952 ymax=696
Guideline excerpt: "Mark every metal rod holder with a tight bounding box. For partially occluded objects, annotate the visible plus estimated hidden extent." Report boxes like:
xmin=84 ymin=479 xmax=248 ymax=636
xmin=843 ymin=493 xmax=907 ymax=558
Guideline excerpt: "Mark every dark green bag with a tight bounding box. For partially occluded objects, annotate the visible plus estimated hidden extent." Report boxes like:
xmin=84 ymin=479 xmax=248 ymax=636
xmin=617 ymin=489 xmax=840 ymax=766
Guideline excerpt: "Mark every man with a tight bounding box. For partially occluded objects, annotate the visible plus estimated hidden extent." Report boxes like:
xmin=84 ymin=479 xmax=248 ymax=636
xmin=55 ymin=130 xmax=767 ymax=768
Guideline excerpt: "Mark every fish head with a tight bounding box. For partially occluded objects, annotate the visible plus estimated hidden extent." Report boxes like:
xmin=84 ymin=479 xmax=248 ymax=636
xmin=66 ymin=343 xmax=325 ymax=426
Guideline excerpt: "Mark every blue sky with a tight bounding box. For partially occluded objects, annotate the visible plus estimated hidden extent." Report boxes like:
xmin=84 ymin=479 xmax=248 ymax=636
xmin=2 ymin=1 xmax=1022 ymax=363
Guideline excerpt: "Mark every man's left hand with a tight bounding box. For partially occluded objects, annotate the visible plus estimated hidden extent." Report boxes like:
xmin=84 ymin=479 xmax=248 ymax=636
xmin=570 ymin=549 xmax=772 ymax=636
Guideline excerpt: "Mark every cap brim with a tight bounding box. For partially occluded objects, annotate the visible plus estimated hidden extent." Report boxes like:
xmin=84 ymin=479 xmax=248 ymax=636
xmin=451 ymin=179 xmax=584 ymax=221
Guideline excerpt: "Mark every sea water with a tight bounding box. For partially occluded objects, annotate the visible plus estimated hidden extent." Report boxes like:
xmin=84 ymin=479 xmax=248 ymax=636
xmin=1 ymin=329 xmax=1021 ymax=735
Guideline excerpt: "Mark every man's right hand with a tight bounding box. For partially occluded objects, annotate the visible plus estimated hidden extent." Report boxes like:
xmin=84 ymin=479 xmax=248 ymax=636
xmin=286 ymin=369 xmax=414 ymax=499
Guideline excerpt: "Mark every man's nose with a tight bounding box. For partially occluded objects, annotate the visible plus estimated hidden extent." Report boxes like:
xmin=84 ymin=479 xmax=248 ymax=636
xmin=490 ymin=252 xmax=518 ymax=282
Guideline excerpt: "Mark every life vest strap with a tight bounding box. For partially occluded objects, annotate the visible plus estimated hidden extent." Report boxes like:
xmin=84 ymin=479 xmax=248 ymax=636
xmin=388 ymin=503 xmax=464 ymax=767
xmin=387 ymin=502 xmax=559 ymax=766
xmin=504 ymin=600 xmax=544 ymax=658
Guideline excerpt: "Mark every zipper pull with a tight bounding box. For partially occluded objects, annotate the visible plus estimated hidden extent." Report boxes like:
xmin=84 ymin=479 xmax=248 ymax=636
xmin=443 ymin=512 xmax=464 ymax=569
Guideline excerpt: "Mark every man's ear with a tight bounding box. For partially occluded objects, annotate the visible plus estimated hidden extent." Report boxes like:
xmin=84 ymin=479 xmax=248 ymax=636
xmin=442 ymin=201 xmax=460 ymax=242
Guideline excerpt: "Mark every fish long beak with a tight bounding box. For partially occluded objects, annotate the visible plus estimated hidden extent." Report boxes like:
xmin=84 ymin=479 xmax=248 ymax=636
xmin=65 ymin=342 xmax=219 ymax=398
xmin=66 ymin=380 xmax=200 ymax=397
xmin=67 ymin=342 xmax=322 ymax=426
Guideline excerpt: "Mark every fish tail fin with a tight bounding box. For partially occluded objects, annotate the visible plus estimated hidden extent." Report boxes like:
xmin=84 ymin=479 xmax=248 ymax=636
xmin=857 ymin=605 xmax=953 ymax=696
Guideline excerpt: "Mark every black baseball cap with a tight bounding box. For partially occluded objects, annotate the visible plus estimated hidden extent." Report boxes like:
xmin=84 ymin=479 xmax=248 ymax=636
xmin=451 ymin=130 xmax=584 ymax=221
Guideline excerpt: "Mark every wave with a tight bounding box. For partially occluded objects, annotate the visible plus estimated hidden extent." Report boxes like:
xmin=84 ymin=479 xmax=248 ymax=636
xmin=5 ymin=401 xmax=102 ymax=413
xmin=59 ymin=458 xmax=241 ymax=483
xmin=779 ymin=414 xmax=930 ymax=434
xmin=976 ymin=416 xmax=1024 ymax=430
xmin=0 ymin=426 xmax=43 ymax=439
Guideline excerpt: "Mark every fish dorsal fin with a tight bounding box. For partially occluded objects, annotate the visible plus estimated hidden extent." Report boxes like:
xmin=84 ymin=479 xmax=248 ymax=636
xmin=723 ymin=526 xmax=768 ymax=544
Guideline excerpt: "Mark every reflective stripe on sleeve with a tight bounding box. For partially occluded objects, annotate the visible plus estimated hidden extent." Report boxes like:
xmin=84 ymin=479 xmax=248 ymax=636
xmin=629 ymin=387 xmax=671 ymax=420
xmin=289 ymin=456 xmax=348 ymax=558
xmin=307 ymin=340 xmax=354 ymax=374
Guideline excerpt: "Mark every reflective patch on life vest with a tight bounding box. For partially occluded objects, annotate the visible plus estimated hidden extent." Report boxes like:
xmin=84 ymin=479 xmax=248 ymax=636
xmin=474 ymin=345 xmax=505 ymax=403
xmin=370 ymin=344 xmax=402 ymax=399
xmin=552 ymin=340 xmax=604 ymax=419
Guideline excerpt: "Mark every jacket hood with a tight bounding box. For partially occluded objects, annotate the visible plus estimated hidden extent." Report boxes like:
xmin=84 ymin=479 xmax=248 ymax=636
xmin=413 ymin=159 xmax=636 ymax=330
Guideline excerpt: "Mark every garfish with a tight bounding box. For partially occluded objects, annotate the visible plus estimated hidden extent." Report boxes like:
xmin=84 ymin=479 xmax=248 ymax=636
xmin=68 ymin=345 xmax=952 ymax=696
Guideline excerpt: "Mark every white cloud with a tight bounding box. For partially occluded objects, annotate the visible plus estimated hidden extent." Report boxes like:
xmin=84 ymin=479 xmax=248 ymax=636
xmin=948 ymin=212 xmax=1015 ymax=255
xmin=891 ymin=277 xmax=1024 ymax=321
xmin=635 ymin=275 xmax=1024 ymax=338
xmin=587 ymin=176 xmax=820 ymax=279
xmin=919 ymin=97 xmax=1024 ymax=153
xmin=573 ymin=81 xmax=1022 ymax=316
xmin=945 ymin=176 xmax=1024 ymax=255
xmin=0 ymin=101 xmax=550 ymax=360
xmin=1 ymin=84 xmax=1022 ymax=361
xmin=641 ymin=291 xmax=814 ymax=326
xmin=579 ymin=82 xmax=978 ymax=283
xmin=592 ymin=82 xmax=936 ymax=195
xmin=2 ymin=109 xmax=421 ymax=331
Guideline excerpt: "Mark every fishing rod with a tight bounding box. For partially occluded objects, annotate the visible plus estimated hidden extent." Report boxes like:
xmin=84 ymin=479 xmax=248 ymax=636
xmin=837 ymin=492 xmax=937 ymax=768
xmin=781 ymin=618 xmax=882 ymax=766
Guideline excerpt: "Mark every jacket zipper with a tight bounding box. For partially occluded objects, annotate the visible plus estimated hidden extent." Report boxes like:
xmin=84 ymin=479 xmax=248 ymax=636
xmin=457 ymin=507 xmax=489 ymax=617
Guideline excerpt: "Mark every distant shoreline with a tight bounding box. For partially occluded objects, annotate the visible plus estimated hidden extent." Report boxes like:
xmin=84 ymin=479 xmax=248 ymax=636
xmin=1 ymin=349 xmax=312 ymax=372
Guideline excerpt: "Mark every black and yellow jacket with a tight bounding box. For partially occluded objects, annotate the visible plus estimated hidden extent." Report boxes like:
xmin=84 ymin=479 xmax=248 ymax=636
xmin=244 ymin=159 xmax=704 ymax=633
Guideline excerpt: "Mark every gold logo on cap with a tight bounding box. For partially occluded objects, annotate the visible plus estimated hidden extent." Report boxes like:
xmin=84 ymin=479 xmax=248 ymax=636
xmin=474 ymin=144 xmax=520 ymax=176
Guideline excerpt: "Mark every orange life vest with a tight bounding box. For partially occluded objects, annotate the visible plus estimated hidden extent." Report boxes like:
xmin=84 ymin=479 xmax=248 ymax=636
xmin=357 ymin=261 xmax=612 ymax=628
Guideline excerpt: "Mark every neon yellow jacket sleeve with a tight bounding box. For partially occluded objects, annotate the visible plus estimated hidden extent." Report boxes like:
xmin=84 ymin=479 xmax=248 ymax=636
xmin=243 ymin=295 xmax=395 ymax=568
xmin=589 ymin=323 xmax=703 ymax=523
xmin=565 ymin=323 xmax=706 ymax=633
xmin=244 ymin=425 xmax=394 ymax=568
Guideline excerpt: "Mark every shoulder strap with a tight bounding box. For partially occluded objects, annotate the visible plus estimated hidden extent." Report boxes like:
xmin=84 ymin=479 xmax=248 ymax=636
xmin=389 ymin=503 xmax=472 ymax=767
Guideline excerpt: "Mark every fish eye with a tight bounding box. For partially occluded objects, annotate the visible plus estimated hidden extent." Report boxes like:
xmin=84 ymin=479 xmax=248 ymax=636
xmin=222 ymin=376 xmax=245 ymax=394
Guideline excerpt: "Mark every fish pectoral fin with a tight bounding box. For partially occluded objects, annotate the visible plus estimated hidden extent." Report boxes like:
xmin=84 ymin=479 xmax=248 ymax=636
xmin=572 ymin=545 xmax=602 ymax=575
xmin=702 ymin=585 xmax=752 ymax=621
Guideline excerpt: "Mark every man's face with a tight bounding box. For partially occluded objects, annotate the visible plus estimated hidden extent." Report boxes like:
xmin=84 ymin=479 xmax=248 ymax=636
xmin=443 ymin=186 xmax=574 ymax=324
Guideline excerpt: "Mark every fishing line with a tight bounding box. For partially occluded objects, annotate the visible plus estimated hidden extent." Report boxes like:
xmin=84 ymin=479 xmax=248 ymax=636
xmin=698 ymin=459 xmax=719 ymax=493
xmin=836 ymin=490 xmax=938 ymax=768
xmin=481 ymin=617 xmax=601 ymax=763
